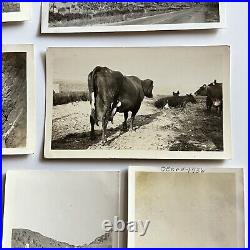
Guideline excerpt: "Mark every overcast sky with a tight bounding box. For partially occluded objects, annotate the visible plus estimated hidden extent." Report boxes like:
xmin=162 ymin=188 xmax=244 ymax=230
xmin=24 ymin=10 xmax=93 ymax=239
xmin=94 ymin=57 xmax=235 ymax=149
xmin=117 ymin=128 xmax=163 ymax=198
xmin=51 ymin=46 xmax=229 ymax=95
xmin=4 ymin=171 xmax=119 ymax=246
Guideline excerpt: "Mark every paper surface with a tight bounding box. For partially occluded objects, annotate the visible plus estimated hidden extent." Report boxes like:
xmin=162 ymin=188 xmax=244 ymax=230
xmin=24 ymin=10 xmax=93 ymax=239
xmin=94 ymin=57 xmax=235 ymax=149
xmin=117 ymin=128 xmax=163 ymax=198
xmin=44 ymin=46 xmax=231 ymax=159
xmin=3 ymin=171 xmax=124 ymax=248
xmin=128 ymin=166 xmax=245 ymax=248
xmin=41 ymin=2 xmax=226 ymax=33
xmin=2 ymin=44 xmax=35 ymax=155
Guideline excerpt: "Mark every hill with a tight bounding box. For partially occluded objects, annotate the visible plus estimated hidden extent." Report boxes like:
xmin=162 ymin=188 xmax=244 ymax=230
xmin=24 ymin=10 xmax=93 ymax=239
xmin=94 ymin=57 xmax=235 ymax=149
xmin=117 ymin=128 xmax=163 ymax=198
xmin=11 ymin=229 xmax=112 ymax=248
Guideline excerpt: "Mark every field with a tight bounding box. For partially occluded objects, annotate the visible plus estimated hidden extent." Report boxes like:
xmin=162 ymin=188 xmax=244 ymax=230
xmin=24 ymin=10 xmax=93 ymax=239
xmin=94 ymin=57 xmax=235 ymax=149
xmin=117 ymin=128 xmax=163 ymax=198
xmin=51 ymin=96 xmax=223 ymax=151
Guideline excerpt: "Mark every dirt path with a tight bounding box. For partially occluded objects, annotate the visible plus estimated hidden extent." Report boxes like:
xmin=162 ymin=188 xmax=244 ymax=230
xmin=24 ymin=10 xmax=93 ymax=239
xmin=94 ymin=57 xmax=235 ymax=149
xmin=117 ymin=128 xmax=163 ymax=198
xmin=113 ymin=6 xmax=212 ymax=26
xmin=52 ymin=97 xmax=223 ymax=151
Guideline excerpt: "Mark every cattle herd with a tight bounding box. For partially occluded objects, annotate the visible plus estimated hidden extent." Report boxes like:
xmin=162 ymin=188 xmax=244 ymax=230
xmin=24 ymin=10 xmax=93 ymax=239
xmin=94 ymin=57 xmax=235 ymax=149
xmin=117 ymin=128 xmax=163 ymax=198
xmin=88 ymin=66 xmax=223 ymax=143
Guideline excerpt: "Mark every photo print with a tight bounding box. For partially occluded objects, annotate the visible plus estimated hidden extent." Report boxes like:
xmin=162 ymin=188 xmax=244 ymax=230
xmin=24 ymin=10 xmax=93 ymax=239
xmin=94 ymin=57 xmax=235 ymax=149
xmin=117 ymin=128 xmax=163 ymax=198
xmin=41 ymin=2 xmax=225 ymax=33
xmin=2 ymin=44 xmax=35 ymax=155
xmin=44 ymin=46 xmax=231 ymax=159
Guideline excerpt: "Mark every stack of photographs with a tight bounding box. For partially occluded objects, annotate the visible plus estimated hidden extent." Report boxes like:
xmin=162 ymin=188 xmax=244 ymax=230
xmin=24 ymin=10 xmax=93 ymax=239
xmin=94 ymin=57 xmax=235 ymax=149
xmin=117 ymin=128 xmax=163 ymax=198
xmin=2 ymin=168 xmax=245 ymax=248
xmin=2 ymin=2 xmax=247 ymax=249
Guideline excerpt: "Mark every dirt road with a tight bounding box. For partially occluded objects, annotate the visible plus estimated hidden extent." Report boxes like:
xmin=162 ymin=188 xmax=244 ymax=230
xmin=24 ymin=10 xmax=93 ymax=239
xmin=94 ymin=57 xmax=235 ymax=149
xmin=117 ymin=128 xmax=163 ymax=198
xmin=52 ymin=97 xmax=223 ymax=151
xmin=115 ymin=6 xmax=216 ymax=26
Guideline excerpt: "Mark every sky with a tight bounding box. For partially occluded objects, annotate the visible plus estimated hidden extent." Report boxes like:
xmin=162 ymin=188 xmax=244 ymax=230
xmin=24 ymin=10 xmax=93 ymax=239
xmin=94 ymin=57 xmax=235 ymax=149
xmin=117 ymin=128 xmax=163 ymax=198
xmin=51 ymin=46 xmax=229 ymax=96
xmin=4 ymin=171 xmax=119 ymax=246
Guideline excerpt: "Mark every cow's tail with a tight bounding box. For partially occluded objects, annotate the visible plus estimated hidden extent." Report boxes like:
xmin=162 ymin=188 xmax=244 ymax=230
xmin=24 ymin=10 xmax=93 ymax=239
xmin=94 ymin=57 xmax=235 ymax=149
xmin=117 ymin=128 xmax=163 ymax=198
xmin=88 ymin=66 xmax=103 ymax=125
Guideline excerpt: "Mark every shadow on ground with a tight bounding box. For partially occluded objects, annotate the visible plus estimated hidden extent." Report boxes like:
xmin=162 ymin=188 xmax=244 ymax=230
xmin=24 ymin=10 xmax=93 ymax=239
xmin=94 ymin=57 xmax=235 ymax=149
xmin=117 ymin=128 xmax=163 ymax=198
xmin=52 ymin=112 xmax=161 ymax=150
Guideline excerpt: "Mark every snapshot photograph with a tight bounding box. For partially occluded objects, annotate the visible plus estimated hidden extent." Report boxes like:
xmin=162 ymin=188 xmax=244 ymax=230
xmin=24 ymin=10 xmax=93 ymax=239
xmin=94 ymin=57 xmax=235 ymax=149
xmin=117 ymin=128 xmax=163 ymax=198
xmin=41 ymin=2 xmax=224 ymax=33
xmin=2 ymin=2 xmax=32 ymax=22
xmin=2 ymin=2 xmax=20 ymax=13
xmin=128 ymin=166 xmax=245 ymax=248
xmin=2 ymin=44 xmax=35 ymax=155
xmin=45 ymin=46 xmax=231 ymax=159
xmin=3 ymin=171 xmax=122 ymax=248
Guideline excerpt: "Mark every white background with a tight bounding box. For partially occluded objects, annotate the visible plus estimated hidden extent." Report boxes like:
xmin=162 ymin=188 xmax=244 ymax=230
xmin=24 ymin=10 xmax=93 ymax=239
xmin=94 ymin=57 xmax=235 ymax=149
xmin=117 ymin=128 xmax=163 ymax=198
xmin=2 ymin=2 xmax=248 ymax=246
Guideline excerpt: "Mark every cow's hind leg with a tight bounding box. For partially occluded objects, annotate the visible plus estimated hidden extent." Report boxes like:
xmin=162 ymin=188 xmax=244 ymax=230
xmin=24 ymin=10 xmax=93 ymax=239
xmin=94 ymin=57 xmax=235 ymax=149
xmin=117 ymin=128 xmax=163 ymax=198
xmin=130 ymin=111 xmax=137 ymax=131
xmin=102 ymin=117 xmax=108 ymax=144
xmin=122 ymin=112 xmax=128 ymax=131
xmin=90 ymin=115 xmax=96 ymax=140
xmin=101 ymin=106 xmax=110 ymax=144
xmin=206 ymin=97 xmax=212 ymax=112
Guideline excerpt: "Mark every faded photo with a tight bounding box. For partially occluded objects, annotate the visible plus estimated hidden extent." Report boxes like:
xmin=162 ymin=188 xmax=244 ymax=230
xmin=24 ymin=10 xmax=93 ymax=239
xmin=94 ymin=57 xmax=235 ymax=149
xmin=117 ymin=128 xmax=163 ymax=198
xmin=2 ymin=2 xmax=31 ymax=22
xmin=42 ymin=2 xmax=224 ymax=33
xmin=3 ymin=171 xmax=121 ymax=248
xmin=2 ymin=52 xmax=27 ymax=149
xmin=2 ymin=45 xmax=35 ymax=155
xmin=2 ymin=2 xmax=20 ymax=13
xmin=128 ymin=167 xmax=245 ymax=248
xmin=45 ymin=46 xmax=231 ymax=159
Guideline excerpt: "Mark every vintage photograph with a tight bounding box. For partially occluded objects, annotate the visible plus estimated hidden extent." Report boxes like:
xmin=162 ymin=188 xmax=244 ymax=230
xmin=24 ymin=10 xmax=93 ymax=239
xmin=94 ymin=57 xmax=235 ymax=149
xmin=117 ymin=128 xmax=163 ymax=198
xmin=45 ymin=46 xmax=231 ymax=159
xmin=2 ymin=45 xmax=35 ymax=155
xmin=41 ymin=2 xmax=225 ymax=33
xmin=128 ymin=166 xmax=245 ymax=248
xmin=2 ymin=2 xmax=32 ymax=22
xmin=3 ymin=171 xmax=123 ymax=248
xmin=2 ymin=2 xmax=20 ymax=13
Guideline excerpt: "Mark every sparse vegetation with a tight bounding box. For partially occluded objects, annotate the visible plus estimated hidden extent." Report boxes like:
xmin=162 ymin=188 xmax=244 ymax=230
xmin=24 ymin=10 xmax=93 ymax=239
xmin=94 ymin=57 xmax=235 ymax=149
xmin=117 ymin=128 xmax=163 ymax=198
xmin=2 ymin=52 xmax=27 ymax=148
xmin=48 ymin=2 xmax=219 ymax=27
xmin=53 ymin=91 xmax=89 ymax=106
xmin=12 ymin=229 xmax=112 ymax=248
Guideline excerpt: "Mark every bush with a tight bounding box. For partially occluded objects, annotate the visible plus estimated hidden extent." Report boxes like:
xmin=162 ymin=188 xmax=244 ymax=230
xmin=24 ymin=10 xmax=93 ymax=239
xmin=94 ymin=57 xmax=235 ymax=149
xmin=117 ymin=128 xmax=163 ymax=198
xmin=49 ymin=12 xmax=91 ymax=23
xmin=53 ymin=91 xmax=89 ymax=106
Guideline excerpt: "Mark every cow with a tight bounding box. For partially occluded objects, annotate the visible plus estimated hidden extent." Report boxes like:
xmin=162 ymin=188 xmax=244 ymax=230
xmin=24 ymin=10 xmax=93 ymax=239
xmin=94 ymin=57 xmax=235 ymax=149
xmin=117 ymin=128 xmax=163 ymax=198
xmin=155 ymin=94 xmax=197 ymax=109
xmin=173 ymin=91 xmax=180 ymax=96
xmin=195 ymin=80 xmax=223 ymax=114
xmin=88 ymin=66 xmax=154 ymax=143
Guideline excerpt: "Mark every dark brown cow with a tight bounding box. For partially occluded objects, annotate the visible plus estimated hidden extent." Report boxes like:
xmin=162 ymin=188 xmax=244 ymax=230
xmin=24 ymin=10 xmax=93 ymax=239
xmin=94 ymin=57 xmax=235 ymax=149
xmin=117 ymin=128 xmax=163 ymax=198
xmin=195 ymin=80 xmax=223 ymax=113
xmin=173 ymin=91 xmax=180 ymax=96
xmin=88 ymin=66 xmax=154 ymax=143
xmin=155 ymin=94 xmax=197 ymax=109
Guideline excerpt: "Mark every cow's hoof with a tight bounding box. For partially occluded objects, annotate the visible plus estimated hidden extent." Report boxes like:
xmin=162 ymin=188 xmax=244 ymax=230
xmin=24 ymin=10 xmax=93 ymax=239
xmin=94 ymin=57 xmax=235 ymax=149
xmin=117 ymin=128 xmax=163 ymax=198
xmin=90 ymin=134 xmax=96 ymax=141
xmin=101 ymin=140 xmax=107 ymax=145
xmin=122 ymin=127 xmax=128 ymax=132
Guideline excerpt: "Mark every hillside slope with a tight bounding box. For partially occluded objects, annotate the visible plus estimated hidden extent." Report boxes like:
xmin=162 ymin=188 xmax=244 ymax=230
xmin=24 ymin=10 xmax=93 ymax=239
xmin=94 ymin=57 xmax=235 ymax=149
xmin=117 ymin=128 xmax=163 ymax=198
xmin=11 ymin=229 xmax=112 ymax=248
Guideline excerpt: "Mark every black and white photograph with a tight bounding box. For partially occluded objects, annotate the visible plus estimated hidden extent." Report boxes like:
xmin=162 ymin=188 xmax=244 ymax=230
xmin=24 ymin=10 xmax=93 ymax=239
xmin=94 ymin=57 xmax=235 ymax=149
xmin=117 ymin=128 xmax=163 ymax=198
xmin=128 ymin=166 xmax=245 ymax=248
xmin=2 ymin=45 xmax=35 ymax=155
xmin=41 ymin=2 xmax=225 ymax=33
xmin=3 ymin=171 xmax=123 ymax=248
xmin=2 ymin=2 xmax=20 ymax=13
xmin=2 ymin=2 xmax=32 ymax=22
xmin=44 ymin=46 xmax=231 ymax=159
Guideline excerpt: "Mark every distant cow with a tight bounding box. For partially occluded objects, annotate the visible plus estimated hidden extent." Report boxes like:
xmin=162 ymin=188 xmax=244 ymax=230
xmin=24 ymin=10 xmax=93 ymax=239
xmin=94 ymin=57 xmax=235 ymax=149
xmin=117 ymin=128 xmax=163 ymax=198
xmin=195 ymin=80 xmax=223 ymax=113
xmin=88 ymin=66 xmax=154 ymax=143
xmin=155 ymin=94 xmax=197 ymax=109
xmin=173 ymin=91 xmax=180 ymax=96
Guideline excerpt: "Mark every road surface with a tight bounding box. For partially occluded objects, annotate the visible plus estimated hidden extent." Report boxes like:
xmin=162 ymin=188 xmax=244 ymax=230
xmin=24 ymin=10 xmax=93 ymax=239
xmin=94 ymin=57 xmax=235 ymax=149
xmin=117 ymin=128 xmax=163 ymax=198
xmin=52 ymin=98 xmax=223 ymax=152
xmin=113 ymin=6 xmax=217 ymax=26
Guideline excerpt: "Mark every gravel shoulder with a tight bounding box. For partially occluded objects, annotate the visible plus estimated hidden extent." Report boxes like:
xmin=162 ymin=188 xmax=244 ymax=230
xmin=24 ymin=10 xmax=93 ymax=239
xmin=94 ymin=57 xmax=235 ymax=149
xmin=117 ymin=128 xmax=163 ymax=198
xmin=52 ymin=97 xmax=223 ymax=151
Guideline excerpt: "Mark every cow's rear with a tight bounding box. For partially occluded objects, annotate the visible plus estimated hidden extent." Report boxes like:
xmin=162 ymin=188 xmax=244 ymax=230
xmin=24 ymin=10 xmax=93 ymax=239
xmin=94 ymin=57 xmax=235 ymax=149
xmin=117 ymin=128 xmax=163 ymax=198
xmin=88 ymin=66 xmax=123 ymax=142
